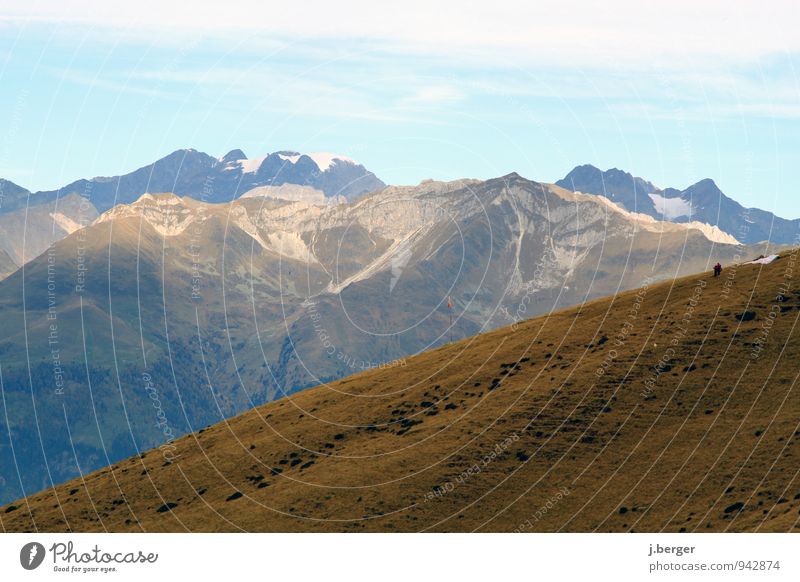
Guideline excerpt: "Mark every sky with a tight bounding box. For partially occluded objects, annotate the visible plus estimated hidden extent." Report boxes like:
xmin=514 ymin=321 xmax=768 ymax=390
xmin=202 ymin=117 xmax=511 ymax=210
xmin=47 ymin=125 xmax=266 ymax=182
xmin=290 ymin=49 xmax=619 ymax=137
xmin=1 ymin=1 xmax=799 ymax=216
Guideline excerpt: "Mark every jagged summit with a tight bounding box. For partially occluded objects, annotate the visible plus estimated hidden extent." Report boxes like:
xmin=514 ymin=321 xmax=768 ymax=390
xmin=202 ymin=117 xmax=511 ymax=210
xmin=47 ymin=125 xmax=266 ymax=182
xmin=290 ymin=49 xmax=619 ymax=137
xmin=558 ymin=164 xmax=800 ymax=244
xmin=683 ymin=177 xmax=724 ymax=198
xmin=220 ymin=149 xmax=247 ymax=163
xmin=4 ymin=147 xmax=385 ymax=213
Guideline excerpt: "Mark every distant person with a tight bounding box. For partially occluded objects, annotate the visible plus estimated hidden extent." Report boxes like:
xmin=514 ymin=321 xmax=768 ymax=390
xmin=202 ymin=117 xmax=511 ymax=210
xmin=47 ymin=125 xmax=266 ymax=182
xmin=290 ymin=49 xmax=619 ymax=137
xmin=713 ymin=263 xmax=722 ymax=277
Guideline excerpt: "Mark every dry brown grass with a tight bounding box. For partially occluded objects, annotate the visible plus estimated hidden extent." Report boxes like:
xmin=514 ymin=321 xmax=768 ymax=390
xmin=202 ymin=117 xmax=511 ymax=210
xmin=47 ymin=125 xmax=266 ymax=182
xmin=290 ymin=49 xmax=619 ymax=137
xmin=3 ymin=255 xmax=800 ymax=532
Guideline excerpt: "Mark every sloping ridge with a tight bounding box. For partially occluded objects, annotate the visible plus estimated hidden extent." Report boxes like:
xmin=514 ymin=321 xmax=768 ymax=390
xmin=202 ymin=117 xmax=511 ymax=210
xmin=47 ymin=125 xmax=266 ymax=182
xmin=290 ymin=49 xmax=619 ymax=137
xmin=3 ymin=255 xmax=800 ymax=533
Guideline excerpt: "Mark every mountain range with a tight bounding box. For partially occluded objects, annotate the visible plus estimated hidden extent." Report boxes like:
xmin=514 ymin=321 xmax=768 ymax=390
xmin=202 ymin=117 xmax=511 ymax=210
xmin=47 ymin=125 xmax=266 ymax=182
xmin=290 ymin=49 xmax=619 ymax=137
xmin=3 ymin=252 xmax=797 ymax=532
xmin=0 ymin=148 xmax=382 ymax=280
xmin=0 ymin=148 xmax=384 ymax=214
xmin=0 ymin=151 xmax=793 ymax=509
xmin=557 ymin=164 xmax=799 ymax=245
xmin=0 ymin=169 xmax=780 ymax=506
xmin=1 ymin=154 xmax=797 ymax=289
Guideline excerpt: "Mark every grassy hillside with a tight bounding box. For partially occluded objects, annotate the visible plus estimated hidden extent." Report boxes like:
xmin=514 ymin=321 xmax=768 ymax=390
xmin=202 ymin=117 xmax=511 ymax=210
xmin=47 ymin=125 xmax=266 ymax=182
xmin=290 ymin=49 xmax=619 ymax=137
xmin=1 ymin=180 xmax=776 ymax=507
xmin=3 ymin=252 xmax=799 ymax=532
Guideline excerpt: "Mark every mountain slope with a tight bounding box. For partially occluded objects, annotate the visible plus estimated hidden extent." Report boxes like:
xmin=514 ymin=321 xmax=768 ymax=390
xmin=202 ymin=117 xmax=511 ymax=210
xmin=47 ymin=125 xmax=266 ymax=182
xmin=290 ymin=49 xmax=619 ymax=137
xmin=14 ymin=148 xmax=385 ymax=212
xmin=557 ymin=164 xmax=800 ymax=244
xmin=0 ymin=178 xmax=31 ymax=211
xmin=0 ymin=248 xmax=17 ymax=280
xmin=0 ymin=192 xmax=98 ymax=267
xmin=0 ymin=183 xmax=99 ymax=281
xmin=0 ymin=174 xmax=779 ymax=506
xmin=3 ymin=252 xmax=799 ymax=532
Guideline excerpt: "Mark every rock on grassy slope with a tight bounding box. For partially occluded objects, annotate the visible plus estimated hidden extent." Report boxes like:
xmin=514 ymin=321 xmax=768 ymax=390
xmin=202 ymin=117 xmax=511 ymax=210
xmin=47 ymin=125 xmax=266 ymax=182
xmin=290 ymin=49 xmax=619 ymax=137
xmin=3 ymin=253 xmax=800 ymax=532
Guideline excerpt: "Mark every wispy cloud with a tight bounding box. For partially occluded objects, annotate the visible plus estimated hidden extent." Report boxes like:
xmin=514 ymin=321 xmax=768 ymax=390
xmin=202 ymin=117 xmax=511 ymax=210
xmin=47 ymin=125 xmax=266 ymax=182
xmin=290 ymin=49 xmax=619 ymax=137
xmin=6 ymin=0 xmax=800 ymax=126
xmin=65 ymin=63 xmax=459 ymax=126
xmin=2 ymin=0 xmax=799 ymax=210
xmin=401 ymin=84 xmax=464 ymax=105
xmin=3 ymin=1 xmax=799 ymax=68
xmin=49 ymin=67 xmax=178 ymax=98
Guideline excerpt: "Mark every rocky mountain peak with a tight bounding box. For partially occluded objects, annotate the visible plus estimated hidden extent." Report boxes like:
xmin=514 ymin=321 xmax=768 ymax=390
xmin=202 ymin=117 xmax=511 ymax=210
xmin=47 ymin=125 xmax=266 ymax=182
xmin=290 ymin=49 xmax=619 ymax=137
xmin=220 ymin=149 xmax=247 ymax=164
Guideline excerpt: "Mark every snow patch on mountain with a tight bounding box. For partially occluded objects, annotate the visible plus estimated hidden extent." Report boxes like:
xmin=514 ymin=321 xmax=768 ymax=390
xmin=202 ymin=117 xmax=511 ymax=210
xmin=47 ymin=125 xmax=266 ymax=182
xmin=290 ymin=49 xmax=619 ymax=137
xmin=749 ymin=254 xmax=779 ymax=265
xmin=239 ymin=156 xmax=266 ymax=174
xmin=276 ymin=153 xmax=301 ymax=164
xmin=219 ymin=156 xmax=266 ymax=173
xmin=222 ymin=151 xmax=357 ymax=174
xmin=578 ymin=191 xmax=739 ymax=244
xmin=648 ymin=192 xmax=693 ymax=220
xmin=307 ymin=152 xmax=357 ymax=172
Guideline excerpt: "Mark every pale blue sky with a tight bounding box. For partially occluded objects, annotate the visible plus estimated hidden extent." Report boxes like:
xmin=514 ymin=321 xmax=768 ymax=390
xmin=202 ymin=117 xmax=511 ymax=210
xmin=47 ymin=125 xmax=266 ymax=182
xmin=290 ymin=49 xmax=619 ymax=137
xmin=1 ymin=1 xmax=799 ymax=216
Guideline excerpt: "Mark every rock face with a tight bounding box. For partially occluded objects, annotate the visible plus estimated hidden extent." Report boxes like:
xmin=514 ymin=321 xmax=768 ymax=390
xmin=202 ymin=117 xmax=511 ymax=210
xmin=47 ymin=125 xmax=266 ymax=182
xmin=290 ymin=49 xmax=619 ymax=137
xmin=557 ymin=165 xmax=659 ymax=216
xmin=0 ymin=192 xmax=99 ymax=280
xmin=0 ymin=172 xmax=774 ymax=505
xmin=557 ymin=164 xmax=800 ymax=244
xmin=0 ymin=149 xmax=382 ymax=280
xmin=0 ymin=249 xmax=16 ymax=280
xmin=0 ymin=178 xmax=31 ymax=209
xmin=19 ymin=148 xmax=385 ymax=213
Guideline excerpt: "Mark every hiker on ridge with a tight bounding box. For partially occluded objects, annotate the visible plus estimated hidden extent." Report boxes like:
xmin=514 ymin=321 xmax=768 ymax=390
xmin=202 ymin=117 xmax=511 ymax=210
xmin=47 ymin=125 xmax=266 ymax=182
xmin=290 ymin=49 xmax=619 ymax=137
xmin=713 ymin=263 xmax=722 ymax=277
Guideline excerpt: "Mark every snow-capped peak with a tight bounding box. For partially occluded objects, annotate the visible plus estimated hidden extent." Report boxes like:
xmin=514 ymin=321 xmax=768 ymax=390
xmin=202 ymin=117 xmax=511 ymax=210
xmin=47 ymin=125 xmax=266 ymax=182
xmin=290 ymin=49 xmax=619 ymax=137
xmin=271 ymin=151 xmax=359 ymax=171
xmin=306 ymin=152 xmax=358 ymax=171
xmin=576 ymin=191 xmax=739 ymax=245
xmin=219 ymin=150 xmax=358 ymax=174
xmin=277 ymin=152 xmax=301 ymax=164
